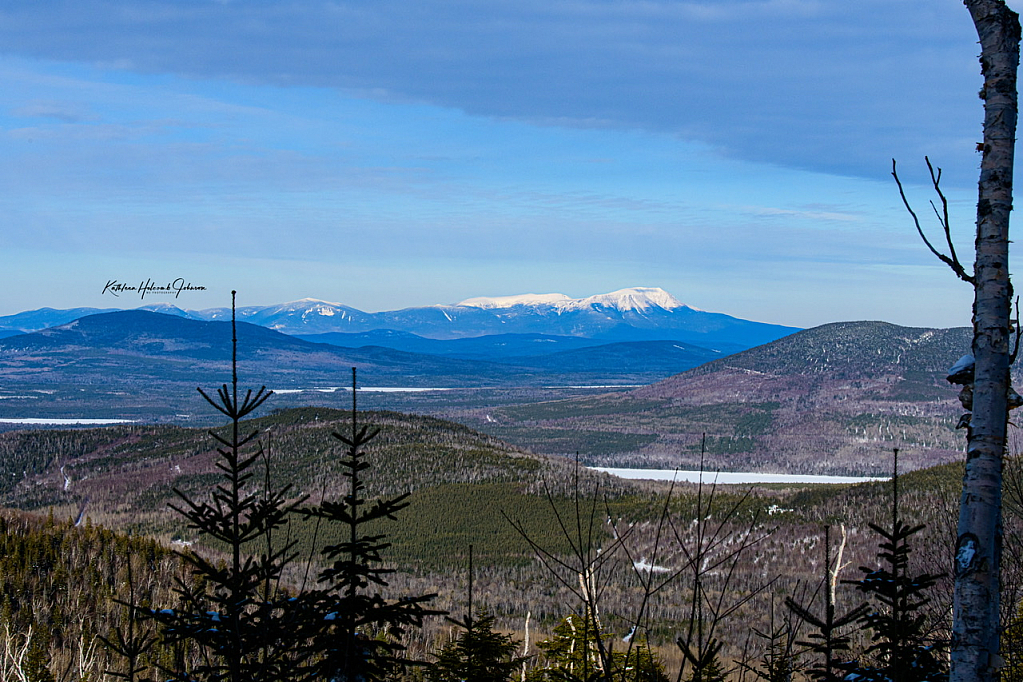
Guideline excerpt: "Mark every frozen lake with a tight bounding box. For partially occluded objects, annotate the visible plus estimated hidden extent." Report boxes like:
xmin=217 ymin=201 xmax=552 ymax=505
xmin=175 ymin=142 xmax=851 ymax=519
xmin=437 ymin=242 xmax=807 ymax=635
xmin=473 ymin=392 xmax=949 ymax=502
xmin=592 ymin=467 xmax=887 ymax=485
xmin=272 ymin=386 xmax=454 ymax=394
xmin=0 ymin=418 xmax=136 ymax=425
xmin=272 ymin=385 xmax=638 ymax=394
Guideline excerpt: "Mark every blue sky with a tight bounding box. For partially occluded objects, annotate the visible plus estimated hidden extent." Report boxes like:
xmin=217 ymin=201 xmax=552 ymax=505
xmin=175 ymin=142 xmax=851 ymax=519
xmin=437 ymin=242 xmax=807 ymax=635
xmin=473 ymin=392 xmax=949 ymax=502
xmin=0 ymin=0 xmax=1001 ymax=328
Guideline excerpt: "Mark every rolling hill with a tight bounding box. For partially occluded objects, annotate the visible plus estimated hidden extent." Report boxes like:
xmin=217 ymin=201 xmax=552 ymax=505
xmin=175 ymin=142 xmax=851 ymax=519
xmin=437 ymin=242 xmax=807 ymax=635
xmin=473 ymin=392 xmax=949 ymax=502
xmin=459 ymin=322 xmax=976 ymax=476
xmin=0 ymin=406 xmax=632 ymax=558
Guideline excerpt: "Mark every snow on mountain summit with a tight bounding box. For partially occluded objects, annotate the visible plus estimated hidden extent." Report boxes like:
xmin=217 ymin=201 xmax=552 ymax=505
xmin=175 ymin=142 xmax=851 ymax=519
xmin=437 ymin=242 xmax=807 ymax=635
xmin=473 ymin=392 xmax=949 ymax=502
xmin=577 ymin=287 xmax=685 ymax=312
xmin=457 ymin=293 xmax=574 ymax=309
xmin=457 ymin=287 xmax=685 ymax=313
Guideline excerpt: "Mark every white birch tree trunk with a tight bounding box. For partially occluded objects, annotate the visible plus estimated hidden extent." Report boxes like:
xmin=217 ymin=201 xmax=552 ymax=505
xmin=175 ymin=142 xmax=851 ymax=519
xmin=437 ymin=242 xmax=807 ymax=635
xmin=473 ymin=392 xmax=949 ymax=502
xmin=955 ymin=3 xmax=1020 ymax=682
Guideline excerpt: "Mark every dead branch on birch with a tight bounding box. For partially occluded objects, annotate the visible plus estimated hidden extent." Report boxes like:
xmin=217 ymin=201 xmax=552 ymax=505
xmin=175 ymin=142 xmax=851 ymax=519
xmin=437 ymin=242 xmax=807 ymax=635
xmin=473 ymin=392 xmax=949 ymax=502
xmin=892 ymin=157 xmax=975 ymax=285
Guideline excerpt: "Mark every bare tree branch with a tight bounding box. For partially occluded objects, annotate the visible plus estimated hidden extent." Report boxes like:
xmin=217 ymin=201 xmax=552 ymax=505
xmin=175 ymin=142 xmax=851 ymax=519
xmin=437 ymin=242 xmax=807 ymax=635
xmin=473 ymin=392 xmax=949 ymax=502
xmin=892 ymin=158 xmax=975 ymax=285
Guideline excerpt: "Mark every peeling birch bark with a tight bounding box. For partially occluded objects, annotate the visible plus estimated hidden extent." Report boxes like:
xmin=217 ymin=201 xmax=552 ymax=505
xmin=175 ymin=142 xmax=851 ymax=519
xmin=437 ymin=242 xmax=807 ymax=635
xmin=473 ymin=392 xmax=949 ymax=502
xmin=955 ymin=3 xmax=1020 ymax=682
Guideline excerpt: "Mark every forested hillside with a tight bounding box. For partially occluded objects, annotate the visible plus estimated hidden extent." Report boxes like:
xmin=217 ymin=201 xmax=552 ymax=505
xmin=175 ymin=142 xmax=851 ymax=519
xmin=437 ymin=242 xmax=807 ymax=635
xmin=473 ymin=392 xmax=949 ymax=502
xmin=464 ymin=322 xmax=974 ymax=475
xmin=0 ymin=407 xmax=1005 ymax=681
xmin=0 ymin=408 xmax=619 ymax=543
xmin=0 ymin=509 xmax=186 ymax=678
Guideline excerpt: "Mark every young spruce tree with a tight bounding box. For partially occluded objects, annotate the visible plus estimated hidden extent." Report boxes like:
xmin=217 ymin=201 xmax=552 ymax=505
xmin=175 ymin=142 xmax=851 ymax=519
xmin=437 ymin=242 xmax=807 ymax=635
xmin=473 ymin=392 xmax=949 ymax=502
xmin=840 ymin=449 xmax=947 ymax=682
xmin=148 ymin=292 xmax=310 ymax=682
xmin=430 ymin=546 xmax=527 ymax=682
xmin=298 ymin=367 xmax=440 ymax=682
xmin=785 ymin=525 xmax=869 ymax=682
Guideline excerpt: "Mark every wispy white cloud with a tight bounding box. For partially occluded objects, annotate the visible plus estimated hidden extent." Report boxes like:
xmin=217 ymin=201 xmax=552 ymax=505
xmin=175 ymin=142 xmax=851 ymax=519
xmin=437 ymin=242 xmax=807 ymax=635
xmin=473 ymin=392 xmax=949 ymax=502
xmin=10 ymin=100 xmax=97 ymax=123
xmin=673 ymin=0 xmax=825 ymax=21
xmin=736 ymin=205 xmax=863 ymax=222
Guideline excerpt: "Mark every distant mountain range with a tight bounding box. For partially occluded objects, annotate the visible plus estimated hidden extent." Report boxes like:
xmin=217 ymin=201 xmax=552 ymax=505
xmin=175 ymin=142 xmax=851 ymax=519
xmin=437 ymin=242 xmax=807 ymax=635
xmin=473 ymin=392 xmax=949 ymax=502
xmin=0 ymin=298 xmax=978 ymax=476
xmin=0 ymin=287 xmax=798 ymax=350
xmin=0 ymin=306 xmax=729 ymax=421
xmin=0 ymin=310 xmax=527 ymax=384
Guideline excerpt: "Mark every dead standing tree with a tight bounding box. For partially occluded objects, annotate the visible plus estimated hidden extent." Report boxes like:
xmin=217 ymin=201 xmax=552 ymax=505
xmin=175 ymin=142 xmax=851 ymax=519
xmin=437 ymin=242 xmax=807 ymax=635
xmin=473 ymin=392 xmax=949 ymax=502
xmin=894 ymin=2 xmax=1020 ymax=682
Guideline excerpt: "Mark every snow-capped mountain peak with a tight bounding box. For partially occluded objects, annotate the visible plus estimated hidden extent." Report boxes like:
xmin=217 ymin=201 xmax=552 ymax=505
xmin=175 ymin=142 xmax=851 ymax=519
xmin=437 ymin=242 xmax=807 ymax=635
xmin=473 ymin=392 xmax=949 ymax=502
xmin=574 ymin=287 xmax=685 ymax=312
xmin=457 ymin=293 xmax=573 ymax=309
xmin=270 ymin=298 xmax=345 ymax=312
xmin=457 ymin=287 xmax=685 ymax=313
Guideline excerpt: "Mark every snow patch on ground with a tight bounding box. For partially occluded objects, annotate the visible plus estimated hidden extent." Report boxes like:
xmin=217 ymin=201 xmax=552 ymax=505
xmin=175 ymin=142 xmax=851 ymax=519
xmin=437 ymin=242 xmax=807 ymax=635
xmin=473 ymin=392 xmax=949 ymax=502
xmin=633 ymin=559 xmax=671 ymax=573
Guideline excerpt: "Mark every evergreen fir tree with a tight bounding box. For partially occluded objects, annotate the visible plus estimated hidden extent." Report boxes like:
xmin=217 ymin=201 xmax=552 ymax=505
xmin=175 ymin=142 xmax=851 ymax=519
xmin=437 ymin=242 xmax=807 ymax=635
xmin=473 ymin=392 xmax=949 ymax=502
xmin=840 ymin=449 xmax=947 ymax=682
xmin=147 ymin=292 xmax=311 ymax=682
xmin=24 ymin=628 xmax=55 ymax=682
xmin=528 ymin=614 xmax=605 ymax=682
xmin=624 ymin=642 xmax=670 ymax=682
xmin=679 ymin=622 xmax=726 ymax=682
xmin=430 ymin=546 xmax=527 ymax=682
xmin=431 ymin=612 xmax=525 ymax=682
xmin=739 ymin=593 xmax=804 ymax=682
xmin=299 ymin=367 xmax=440 ymax=682
xmin=785 ymin=525 xmax=869 ymax=682
xmin=100 ymin=554 xmax=160 ymax=682
xmin=744 ymin=625 xmax=796 ymax=682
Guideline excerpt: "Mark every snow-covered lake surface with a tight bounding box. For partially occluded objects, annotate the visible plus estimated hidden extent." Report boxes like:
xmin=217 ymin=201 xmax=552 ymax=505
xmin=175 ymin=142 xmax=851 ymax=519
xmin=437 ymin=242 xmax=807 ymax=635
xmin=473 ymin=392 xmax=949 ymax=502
xmin=546 ymin=385 xmax=646 ymax=389
xmin=272 ymin=386 xmax=453 ymax=394
xmin=273 ymin=385 xmax=636 ymax=394
xmin=0 ymin=418 xmax=136 ymax=425
xmin=592 ymin=468 xmax=887 ymax=485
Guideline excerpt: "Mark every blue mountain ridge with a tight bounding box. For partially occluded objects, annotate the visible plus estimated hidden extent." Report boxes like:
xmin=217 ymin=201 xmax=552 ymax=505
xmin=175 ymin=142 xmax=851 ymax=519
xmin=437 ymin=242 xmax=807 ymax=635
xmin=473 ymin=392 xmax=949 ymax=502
xmin=0 ymin=288 xmax=799 ymax=352
xmin=0 ymin=310 xmax=727 ymax=389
